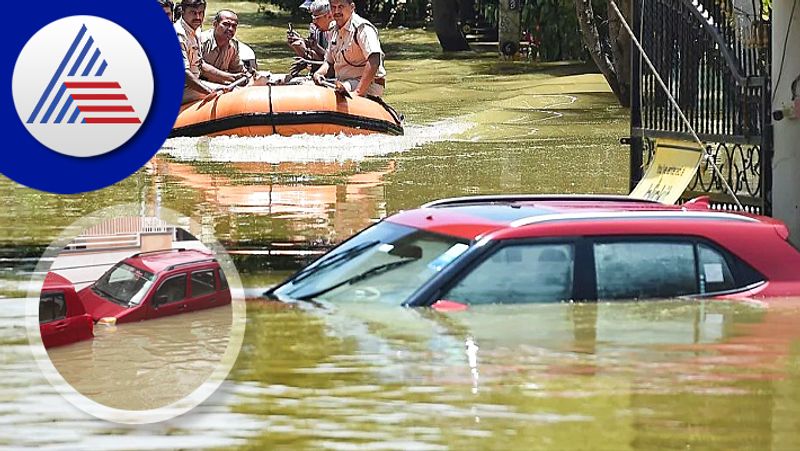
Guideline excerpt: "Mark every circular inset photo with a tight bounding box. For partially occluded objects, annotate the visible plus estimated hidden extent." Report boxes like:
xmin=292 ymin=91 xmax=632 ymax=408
xmin=29 ymin=208 xmax=245 ymax=423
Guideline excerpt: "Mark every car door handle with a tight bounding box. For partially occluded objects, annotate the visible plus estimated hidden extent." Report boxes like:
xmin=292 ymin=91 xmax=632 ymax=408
xmin=178 ymin=305 xmax=187 ymax=310
xmin=55 ymin=323 xmax=69 ymax=330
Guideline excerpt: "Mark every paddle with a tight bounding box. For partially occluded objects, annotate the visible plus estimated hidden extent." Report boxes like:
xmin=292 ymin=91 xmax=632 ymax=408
xmin=201 ymin=74 xmax=252 ymax=103
xmin=318 ymin=79 xmax=352 ymax=99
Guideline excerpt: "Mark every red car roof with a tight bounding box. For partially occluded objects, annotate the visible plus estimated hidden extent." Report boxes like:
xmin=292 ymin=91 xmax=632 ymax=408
xmin=43 ymin=271 xmax=74 ymax=291
xmin=124 ymin=248 xmax=214 ymax=274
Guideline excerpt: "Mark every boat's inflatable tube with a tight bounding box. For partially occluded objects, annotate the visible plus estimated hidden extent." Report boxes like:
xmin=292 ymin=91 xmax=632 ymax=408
xmin=170 ymin=84 xmax=404 ymax=138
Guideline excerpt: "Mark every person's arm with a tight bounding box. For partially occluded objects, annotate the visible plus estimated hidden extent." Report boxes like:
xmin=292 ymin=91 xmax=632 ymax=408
xmin=179 ymin=32 xmax=213 ymax=95
xmin=186 ymin=69 xmax=214 ymax=95
xmin=201 ymin=62 xmax=239 ymax=84
xmin=312 ymin=61 xmax=331 ymax=85
xmin=287 ymin=28 xmax=307 ymax=57
xmin=354 ymin=26 xmax=384 ymax=96
xmin=355 ymin=53 xmax=380 ymax=96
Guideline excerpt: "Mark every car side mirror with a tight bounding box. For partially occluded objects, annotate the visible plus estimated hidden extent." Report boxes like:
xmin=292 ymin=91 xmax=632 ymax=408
xmin=431 ymin=299 xmax=468 ymax=312
xmin=153 ymin=295 xmax=169 ymax=308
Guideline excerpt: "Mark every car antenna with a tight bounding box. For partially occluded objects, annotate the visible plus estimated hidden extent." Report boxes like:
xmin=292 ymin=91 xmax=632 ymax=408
xmin=608 ymin=0 xmax=744 ymax=211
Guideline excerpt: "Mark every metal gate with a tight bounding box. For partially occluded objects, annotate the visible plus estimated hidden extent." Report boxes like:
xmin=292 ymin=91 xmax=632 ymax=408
xmin=629 ymin=0 xmax=772 ymax=213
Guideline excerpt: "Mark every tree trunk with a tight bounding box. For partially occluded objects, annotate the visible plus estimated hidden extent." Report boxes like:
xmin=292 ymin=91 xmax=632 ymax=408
xmin=607 ymin=0 xmax=632 ymax=107
xmin=574 ymin=0 xmax=626 ymax=106
xmin=432 ymin=0 xmax=472 ymax=51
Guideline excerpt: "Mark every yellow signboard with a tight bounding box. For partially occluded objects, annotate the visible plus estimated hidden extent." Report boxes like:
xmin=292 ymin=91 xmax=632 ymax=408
xmin=629 ymin=138 xmax=704 ymax=204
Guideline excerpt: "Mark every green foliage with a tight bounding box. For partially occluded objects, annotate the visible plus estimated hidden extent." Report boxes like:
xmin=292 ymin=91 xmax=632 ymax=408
xmin=520 ymin=0 xmax=584 ymax=61
xmin=249 ymin=0 xmax=587 ymax=61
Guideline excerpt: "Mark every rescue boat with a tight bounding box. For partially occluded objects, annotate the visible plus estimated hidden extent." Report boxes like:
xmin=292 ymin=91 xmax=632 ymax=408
xmin=170 ymin=84 xmax=404 ymax=138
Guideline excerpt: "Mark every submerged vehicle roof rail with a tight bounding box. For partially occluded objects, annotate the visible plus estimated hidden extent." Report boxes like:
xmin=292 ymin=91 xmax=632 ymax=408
xmin=131 ymin=248 xmax=187 ymax=258
xmin=509 ymin=210 xmax=761 ymax=228
xmin=420 ymin=194 xmax=662 ymax=209
xmin=165 ymin=258 xmax=217 ymax=271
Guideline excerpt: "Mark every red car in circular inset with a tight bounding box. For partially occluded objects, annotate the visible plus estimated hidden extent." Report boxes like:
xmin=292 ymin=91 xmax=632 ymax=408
xmin=267 ymin=195 xmax=800 ymax=308
xmin=40 ymin=272 xmax=94 ymax=348
xmin=79 ymin=248 xmax=231 ymax=324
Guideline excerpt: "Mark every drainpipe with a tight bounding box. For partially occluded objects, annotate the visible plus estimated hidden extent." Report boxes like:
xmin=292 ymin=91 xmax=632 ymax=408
xmin=772 ymin=0 xmax=800 ymax=247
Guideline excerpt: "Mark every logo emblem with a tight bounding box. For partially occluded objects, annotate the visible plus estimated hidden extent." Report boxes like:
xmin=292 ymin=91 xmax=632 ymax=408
xmin=12 ymin=16 xmax=153 ymax=158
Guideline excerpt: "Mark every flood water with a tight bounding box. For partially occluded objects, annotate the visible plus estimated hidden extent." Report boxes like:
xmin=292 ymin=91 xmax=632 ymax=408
xmin=1 ymin=1 xmax=799 ymax=449
xmin=48 ymin=305 xmax=232 ymax=411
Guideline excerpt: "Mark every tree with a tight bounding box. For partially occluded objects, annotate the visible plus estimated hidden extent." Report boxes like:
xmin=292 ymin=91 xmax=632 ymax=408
xmin=574 ymin=0 xmax=631 ymax=107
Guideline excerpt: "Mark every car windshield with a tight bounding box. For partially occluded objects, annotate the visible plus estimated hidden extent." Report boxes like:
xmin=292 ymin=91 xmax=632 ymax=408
xmin=92 ymin=263 xmax=156 ymax=307
xmin=272 ymin=221 xmax=470 ymax=304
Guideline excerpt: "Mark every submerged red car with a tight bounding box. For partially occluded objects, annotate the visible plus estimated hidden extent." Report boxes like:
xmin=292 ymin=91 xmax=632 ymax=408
xmin=79 ymin=248 xmax=231 ymax=324
xmin=40 ymin=272 xmax=94 ymax=348
xmin=267 ymin=195 xmax=800 ymax=307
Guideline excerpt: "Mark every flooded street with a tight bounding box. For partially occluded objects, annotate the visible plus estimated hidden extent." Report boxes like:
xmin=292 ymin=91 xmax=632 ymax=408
xmin=48 ymin=305 xmax=232 ymax=411
xmin=1 ymin=1 xmax=799 ymax=449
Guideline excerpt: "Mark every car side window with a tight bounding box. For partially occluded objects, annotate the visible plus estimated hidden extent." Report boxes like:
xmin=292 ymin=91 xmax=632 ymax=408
xmin=154 ymin=274 xmax=187 ymax=305
xmin=444 ymin=243 xmax=575 ymax=304
xmin=39 ymin=292 xmax=67 ymax=324
xmin=191 ymin=270 xmax=216 ymax=297
xmin=594 ymin=241 xmax=696 ymax=300
xmin=698 ymin=244 xmax=736 ymax=293
xmin=218 ymin=268 xmax=229 ymax=291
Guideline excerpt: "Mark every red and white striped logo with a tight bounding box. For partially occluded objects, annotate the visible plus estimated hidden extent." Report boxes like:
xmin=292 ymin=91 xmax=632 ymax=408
xmin=12 ymin=16 xmax=153 ymax=158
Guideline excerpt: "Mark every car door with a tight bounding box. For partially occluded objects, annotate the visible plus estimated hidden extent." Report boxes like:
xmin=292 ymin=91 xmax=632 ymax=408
xmin=147 ymin=273 xmax=188 ymax=318
xmin=589 ymin=237 xmax=763 ymax=300
xmin=438 ymin=240 xmax=577 ymax=306
xmin=187 ymin=269 xmax=218 ymax=311
xmin=39 ymin=291 xmax=70 ymax=348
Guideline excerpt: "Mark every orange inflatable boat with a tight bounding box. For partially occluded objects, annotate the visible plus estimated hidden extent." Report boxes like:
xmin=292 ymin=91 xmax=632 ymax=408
xmin=170 ymin=84 xmax=404 ymax=138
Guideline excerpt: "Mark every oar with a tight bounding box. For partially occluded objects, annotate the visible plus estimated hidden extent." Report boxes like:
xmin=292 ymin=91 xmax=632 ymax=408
xmin=293 ymin=56 xmax=325 ymax=66
xmin=201 ymin=74 xmax=252 ymax=103
xmin=319 ymin=79 xmax=352 ymax=99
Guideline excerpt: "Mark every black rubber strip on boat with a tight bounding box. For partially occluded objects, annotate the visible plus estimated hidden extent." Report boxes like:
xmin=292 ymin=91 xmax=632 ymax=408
xmin=169 ymin=111 xmax=405 ymax=138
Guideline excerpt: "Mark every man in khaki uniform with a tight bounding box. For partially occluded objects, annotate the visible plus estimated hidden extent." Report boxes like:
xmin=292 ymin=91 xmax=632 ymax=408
xmin=200 ymin=10 xmax=246 ymax=83
xmin=200 ymin=9 xmax=272 ymax=87
xmin=175 ymin=0 xmax=225 ymax=103
xmin=312 ymin=0 xmax=386 ymax=97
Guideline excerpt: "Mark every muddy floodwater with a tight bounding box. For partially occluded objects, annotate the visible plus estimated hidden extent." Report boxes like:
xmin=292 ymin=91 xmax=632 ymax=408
xmin=47 ymin=305 xmax=232 ymax=411
xmin=1 ymin=1 xmax=799 ymax=449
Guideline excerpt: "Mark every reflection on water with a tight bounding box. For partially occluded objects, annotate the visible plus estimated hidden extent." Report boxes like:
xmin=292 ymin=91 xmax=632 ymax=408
xmin=48 ymin=305 xmax=232 ymax=411
xmin=229 ymin=299 xmax=800 ymax=450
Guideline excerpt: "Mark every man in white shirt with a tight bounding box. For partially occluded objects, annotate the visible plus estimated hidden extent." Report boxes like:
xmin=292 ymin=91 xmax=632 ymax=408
xmin=311 ymin=0 xmax=386 ymax=97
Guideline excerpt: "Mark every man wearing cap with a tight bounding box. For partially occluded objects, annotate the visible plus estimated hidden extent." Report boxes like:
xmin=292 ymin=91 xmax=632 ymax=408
xmin=287 ymin=0 xmax=335 ymax=77
xmin=312 ymin=0 xmax=386 ymax=97
xmin=175 ymin=0 xmax=226 ymax=103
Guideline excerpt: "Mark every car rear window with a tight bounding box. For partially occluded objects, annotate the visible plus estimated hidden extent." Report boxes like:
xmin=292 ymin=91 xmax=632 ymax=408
xmin=40 ymin=292 xmax=67 ymax=324
xmin=191 ymin=270 xmax=216 ymax=297
xmin=592 ymin=238 xmax=765 ymax=300
xmin=595 ymin=242 xmax=697 ymax=299
xmin=219 ymin=269 xmax=229 ymax=291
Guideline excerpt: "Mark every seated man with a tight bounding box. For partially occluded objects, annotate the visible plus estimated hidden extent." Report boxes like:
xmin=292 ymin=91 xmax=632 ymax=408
xmin=312 ymin=0 xmax=386 ymax=97
xmin=175 ymin=0 xmax=226 ymax=103
xmin=200 ymin=10 xmax=269 ymax=86
xmin=287 ymin=0 xmax=335 ymax=77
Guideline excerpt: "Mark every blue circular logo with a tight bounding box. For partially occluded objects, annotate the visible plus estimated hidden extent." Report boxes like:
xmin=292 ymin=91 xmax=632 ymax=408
xmin=3 ymin=2 xmax=183 ymax=194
